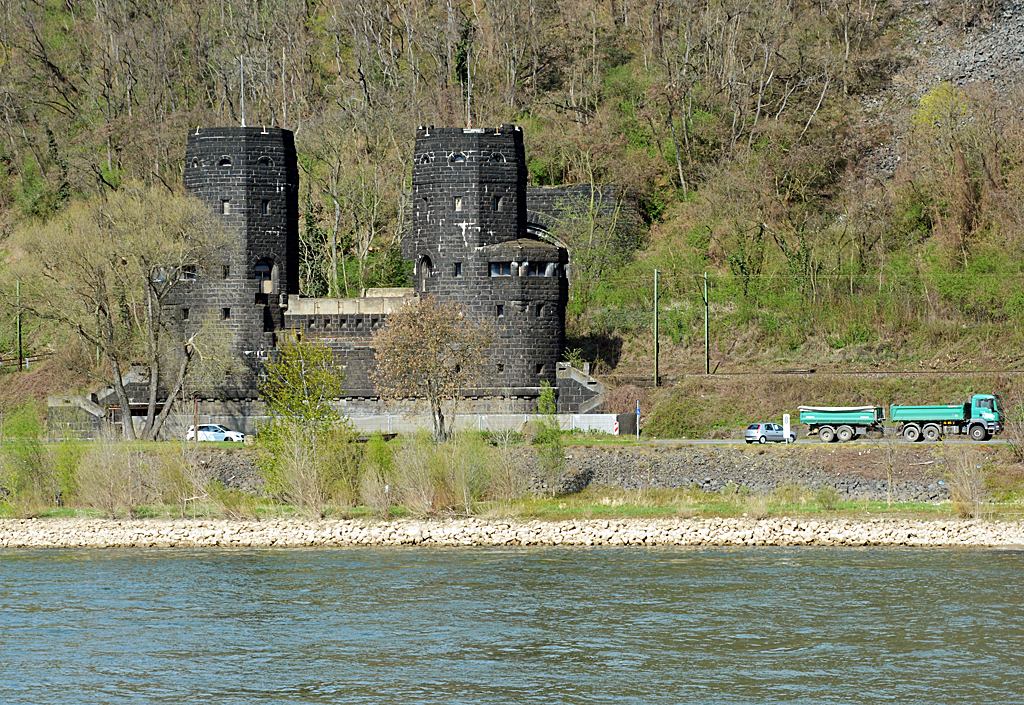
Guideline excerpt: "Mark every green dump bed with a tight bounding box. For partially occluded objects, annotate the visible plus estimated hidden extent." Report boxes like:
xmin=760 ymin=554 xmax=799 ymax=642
xmin=890 ymin=404 xmax=969 ymax=422
xmin=798 ymin=406 xmax=885 ymax=425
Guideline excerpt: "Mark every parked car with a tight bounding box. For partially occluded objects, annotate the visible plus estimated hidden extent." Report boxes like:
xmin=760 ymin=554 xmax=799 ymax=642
xmin=745 ymin=422 xmax=796 ymax=444
xmin=186 ymin=424 xmax=245 ymax=442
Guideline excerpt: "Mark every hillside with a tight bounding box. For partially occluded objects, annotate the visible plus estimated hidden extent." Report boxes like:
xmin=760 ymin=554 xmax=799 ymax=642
xmin=1 ymin=0 xmax=1024 ymax=407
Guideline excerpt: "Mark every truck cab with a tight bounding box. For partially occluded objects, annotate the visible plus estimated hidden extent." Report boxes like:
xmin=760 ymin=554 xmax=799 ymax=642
xmin=970 ymin=394 xmax=1002 ymax=436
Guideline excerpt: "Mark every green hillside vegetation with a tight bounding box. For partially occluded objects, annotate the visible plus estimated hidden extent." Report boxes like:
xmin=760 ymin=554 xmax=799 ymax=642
xmin=2 ymin=0 xmax=1024 ymax=406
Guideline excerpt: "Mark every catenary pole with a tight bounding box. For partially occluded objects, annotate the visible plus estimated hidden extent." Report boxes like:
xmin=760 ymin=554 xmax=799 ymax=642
xmin=654 ymin=269 xmax=659 ymax=387
xmin=704 ymin=272 xmax=710 ymax=375
xmin=17 ymin=280 xmax=23 ymax=371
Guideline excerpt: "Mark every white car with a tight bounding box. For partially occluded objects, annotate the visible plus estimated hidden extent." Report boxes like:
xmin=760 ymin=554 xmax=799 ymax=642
xmin=186 ymin=424 xmax=245 ymax=442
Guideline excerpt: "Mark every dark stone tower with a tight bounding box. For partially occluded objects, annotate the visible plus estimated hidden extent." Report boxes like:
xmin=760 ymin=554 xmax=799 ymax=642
xmin=174 ymin=126 xmax=299 ymax=396
xmin=405 ymin=126 xmax=567 ymax=389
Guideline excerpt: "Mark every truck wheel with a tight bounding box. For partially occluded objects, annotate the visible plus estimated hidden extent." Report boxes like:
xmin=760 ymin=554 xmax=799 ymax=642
xmin=903 ymin=424 xmax=921 ymax=442
xmin=819 ymin=427 xmax=835 ymax=443
xmin=969 ymin=425 xmax=987 ymax=442
xmin=923 ymin=425 xmax=941 ymax=442
xmin=837 ymin=426 xmax=854 ymax=442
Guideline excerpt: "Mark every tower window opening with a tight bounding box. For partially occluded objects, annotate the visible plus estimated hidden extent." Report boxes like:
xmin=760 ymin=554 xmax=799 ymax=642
xmin=218 ymin=156 xmax=232 ymax=167
xmin=222 ymin=265 xmax=231 ymax=279
xmin=221 ymin=308 xmax=231 ymax=320
xmin=255 ymin=261 xmax=273 ymax=294
xmin=222 ymin=200 xmax=231 ymax=215
xmin=525 ymin=262 xmax=550 ymax=277
xmin=490 ymin=152 xmax=504 ymax=162
xmin=490 ymin=262 xmax=511 ymax=277
xmin=262 ymin=199 xmax=270 ymax=215
xmin=496 ymin=304 xmax=504 ymax=318
xmin=536 ymin=304 xmax=544 ymax=317
xmin=257 ymin=156 xmax=274 ymax=167
xmin=536 ymin=363 xmax=545 ymax=374
xmin=454 ymin=196 xmax=463 ymax=212
xmin=450 ymin=153 xmax=465 ymax=163
xmin=453 ymin=262 xmax=462 ymax=277
xmin=181 ymin=307 xmax=190 ymax=321
xmin=308 ymin=318 xmax=315 ymax=329
xmin=497 ymin=363 xmax=504 ymax=373
xmin=191 ymin=158 xmax=199 ymax=169
xmin=493 ymin=196 xmax=504 ymax=211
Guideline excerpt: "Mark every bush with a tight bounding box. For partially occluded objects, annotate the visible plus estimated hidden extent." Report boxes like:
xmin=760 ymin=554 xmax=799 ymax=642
xmin=76 ymin=439 xmax=156 ymax=517
xmin=815 ymin=485 xmax=841 ymax=511
xmin=256 ymin=419 xmax=360 ymax=517
xmin=945 ymin=448 xmax=989 ymax=518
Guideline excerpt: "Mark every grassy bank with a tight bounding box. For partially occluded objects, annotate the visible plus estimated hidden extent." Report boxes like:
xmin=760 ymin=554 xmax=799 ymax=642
xmin=641 ymin=372 xmax=1022 ymax=439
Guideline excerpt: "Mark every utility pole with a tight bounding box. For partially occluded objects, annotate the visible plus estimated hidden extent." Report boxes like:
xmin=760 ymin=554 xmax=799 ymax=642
xmin=704 ymin=271 xmax=710 ymax=375
xmin=653 ymin=269 xmax=659 ymax=387
xmin=17 ymin=279 xmax=23 ymax=371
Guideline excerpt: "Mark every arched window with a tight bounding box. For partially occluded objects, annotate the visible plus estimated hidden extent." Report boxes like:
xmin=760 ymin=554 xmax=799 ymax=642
xmin=218 ymin=156 xmax=232 ymax=167
xmin=257 ymin=156 xmax=274 ymax=168
xmin=450 ymin=153 xmax=465 ymax=163
xmin=190 ymin=158 xmax=199 ymax=169
xmin=255 ymin=260 xmax=274 ymax=294
xmin=418 ymin=255 xmax=433 ymax=291
xmin=490 ymin=152 xmax=505 ymax=162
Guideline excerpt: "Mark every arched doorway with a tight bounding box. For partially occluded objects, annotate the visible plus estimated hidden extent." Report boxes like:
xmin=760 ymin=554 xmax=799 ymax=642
xmin=418 ymin=255 xmax=433 ymax=292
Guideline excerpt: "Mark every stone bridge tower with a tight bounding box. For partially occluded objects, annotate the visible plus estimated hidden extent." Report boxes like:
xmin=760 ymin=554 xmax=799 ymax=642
xmin=404 ymin=125 xmax=568 ymax=391
xmin=171 ymin=126 xmax=299 ymax=397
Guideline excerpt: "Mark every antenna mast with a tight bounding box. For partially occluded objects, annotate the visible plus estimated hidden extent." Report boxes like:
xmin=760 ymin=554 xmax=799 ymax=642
xmin=240 ymin=56 xmax=246 ymax=127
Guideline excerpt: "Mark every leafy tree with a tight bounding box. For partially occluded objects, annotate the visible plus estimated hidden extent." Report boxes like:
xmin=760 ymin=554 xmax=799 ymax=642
xmin=6 ymin=183 xmax=230 ymax=440
xmin=259 ymin=336 xmax=346 ymax=428
xmin=372 ymin=295 xmax=492 ymax=442
xmin=533 ymin=381 xmax=565 ymax=494
xmin=256 ymin=336 xmax=359 ymax=513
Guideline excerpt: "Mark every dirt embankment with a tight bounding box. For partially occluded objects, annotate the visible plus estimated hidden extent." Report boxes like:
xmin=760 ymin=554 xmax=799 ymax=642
xmin=199 ymin=443 xmax=1001 ymax=503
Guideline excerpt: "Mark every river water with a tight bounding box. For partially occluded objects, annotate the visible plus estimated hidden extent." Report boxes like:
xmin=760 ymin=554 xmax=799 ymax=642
xmin=1 ymin=546 xmax=1022 ymax=704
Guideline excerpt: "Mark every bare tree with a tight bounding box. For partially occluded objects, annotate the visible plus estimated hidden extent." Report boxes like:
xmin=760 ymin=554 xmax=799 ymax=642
xmin=7 ymin=183 xmax=229 ymax=440
xmin=372 ymin=295 xmax=492 ymax=442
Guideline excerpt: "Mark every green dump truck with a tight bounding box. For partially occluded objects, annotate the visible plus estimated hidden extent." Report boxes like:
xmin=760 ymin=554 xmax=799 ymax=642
xmin=798 ymin=406 xmax=886 ymax=443
xmin=889 ymin=393 xmax=1003 ymax=442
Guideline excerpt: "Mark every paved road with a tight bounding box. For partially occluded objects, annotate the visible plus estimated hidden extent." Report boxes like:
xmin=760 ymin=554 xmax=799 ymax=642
xmin=637 ymin=437 xmax=1008 ymax=446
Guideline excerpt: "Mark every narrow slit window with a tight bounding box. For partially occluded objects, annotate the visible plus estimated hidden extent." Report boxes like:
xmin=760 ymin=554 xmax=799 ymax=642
xmin=221 ymin=308 xmax=231 ymax=320
xmin=454 ymin=196 xmax=463 ymax=212
xmin=536 ymin=304 xmax=544 ymax=317
xmin=222 ymin=265 xmax=230 ymax=279
xmin=453 ymin=262 xmax=462 ymax=277
xmin=497 ymin=363 xmax=504 ymax=373
xmin=262 ymin=199 xmax=270 ymax=215
xmin=536 ymin=363 xmax=545 ymax=374
xmin=496 ymin=304 xmax=504 ymax=318
xmin=181 ymin=308 xmax=190 ymax=321
xmin=222 ymin=200 xmax=231 ymax=215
